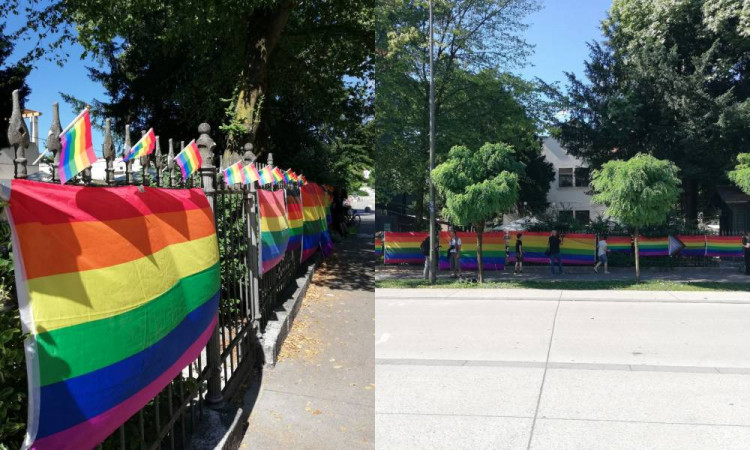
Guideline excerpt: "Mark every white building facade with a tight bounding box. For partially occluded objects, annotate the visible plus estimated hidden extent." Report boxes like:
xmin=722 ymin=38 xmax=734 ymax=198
xmin=541 ymin=136 xmax=606 ymax=223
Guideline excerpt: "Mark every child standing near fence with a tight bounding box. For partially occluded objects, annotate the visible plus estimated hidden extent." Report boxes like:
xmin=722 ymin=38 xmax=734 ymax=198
xmin=594 ymin=235 xmax=610 ymax=274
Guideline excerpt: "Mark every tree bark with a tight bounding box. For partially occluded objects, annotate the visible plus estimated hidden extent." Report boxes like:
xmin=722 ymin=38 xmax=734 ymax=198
xmin=414 ymin=183 xmax=426 ymax=230
xmin=634 ymin=229 xmax=640 ymax=283
xmin=476 ymin=223 xmax=484 ymax=283
xmin=683 ymin=178 xmax=698 ymax=226
xmin=228 ymin=2 xmax=294 ymax=164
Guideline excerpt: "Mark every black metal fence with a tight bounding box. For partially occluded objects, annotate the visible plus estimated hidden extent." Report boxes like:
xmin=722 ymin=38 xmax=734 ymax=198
xmin=1 ymin=91 xmax=311 ymax=449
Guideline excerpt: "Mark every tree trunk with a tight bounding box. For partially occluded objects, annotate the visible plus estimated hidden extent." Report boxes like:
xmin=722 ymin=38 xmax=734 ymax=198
xmin=683 ymin=178 xmax=698 ymax=226
xmin=228 ymin=2 xmax=293 ymax=163
xmin=414 ymin=183 xmax=426 ymax=230
xmin=634 ymin=228 xmax=640 ymax=283
xmin=476 ymin=223 xmax=484 ymax=283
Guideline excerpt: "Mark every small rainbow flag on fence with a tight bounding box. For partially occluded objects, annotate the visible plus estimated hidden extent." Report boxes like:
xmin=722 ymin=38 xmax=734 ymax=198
xmin=258 ymin=189 xmax=289 ymax=274
xmin=271 ymin=167 xmax=285 ymax=184
xmin=5 ymin=179 xmax=219 ymax=450
xmin=286 ymin=190 xmax=303 ymax=252
xmin=637 ymin=236 xmax=669 ymax=256
xmin=607 ymin=236 xmax=633 ymax=253
xmin=286 ymin=169 xmax=298 ymax=184
xmin=675 ymin=235 xmax=706 ymax=257
xmin=223 ymin=161 xmax=247 ymax=186
xmin=243 ymin=163 xmax=261 ymax=184
xmin=438 ymin=231 xmax=505 ymax=270
xmin=706 ymin=235 xmax=744 ymax=258
xmin=58 ymin=109 xmax=96 ymax=184
xmin=259 ymin=166 xmax=274 ymax=185
xmin=123 ymin=128 xmax=156 ymax=162
xmin=384 ymin=232 xmax=426 ymax=264
xmin=175 ymin=140 xmax=202 ymax=180
xmin=301 ymin=183 xmax=332 ymax=262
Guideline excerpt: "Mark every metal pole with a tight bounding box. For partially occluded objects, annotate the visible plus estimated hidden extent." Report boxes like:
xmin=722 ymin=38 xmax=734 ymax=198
xmin=428 ymin=0 xmax=437 ymax=284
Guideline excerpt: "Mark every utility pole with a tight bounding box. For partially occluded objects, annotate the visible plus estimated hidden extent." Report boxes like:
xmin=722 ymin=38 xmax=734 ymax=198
xmin=428 ymin=0 xmax=437 ymax=284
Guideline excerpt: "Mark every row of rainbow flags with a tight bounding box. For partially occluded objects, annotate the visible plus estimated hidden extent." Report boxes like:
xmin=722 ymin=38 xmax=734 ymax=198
xmin=58 ymin=108 xmax=309 ymax=188
xmin=379 ymin=232 xmax=746 ymax=269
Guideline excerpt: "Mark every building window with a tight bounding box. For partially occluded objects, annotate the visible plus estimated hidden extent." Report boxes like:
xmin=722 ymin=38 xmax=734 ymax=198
xmin=574 ymin=167 xmax=590 ymax=187
xmin=559 ymin=210 xmax=574 ymax=221
xmin=575 ymin=210 xmax=590 ymax=224
xmin=558 ymin=168 xmax=573 ymax=187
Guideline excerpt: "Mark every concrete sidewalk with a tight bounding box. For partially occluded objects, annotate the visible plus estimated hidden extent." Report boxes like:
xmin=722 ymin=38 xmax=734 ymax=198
xmin=240 ymin=216 xmax=375 ymax=449
xmin=376 ymin=288 xmax=750 ymax=449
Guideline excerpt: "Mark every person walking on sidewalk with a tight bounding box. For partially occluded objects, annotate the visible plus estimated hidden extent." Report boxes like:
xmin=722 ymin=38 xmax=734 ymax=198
xmin=743 ymin=231 xmax=750 ymax=275
xmin=448 ymin=229 xmax=462 ymax=278
xmin=420 ymin=235 xmax=431 ymax=280
xmin=513 ymin=233 xmax=524 ymax=275
xmin=547 ymin=230 xmax=563 ymax=275
xmin=594 ymin=235 xmax=610 ymax=274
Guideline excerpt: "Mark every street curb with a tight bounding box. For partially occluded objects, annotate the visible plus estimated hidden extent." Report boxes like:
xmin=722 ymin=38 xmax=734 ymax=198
xmin=260 ymin=257 xmax=319 ymax=368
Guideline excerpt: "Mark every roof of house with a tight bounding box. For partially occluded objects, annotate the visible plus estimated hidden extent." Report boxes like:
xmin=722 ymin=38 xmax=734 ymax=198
xmin=716 ymin=185 xmax=750 ymax=205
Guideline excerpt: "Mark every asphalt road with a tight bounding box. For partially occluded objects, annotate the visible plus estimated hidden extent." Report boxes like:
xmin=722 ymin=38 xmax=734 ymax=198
xmin=376 ymin=288 xmax=750 ymax=449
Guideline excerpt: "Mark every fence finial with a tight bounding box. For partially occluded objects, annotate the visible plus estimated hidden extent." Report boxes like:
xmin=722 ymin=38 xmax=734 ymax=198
xmin=196 ymin=123 xmax=215 ymax=169
xmin=154 ymin=136 xmax=162 ymax=186
xmin=168 ymin=138 xmax=175 ymax=187
xmin=243 ymin=143 xmax=257 ymax=164
xmin=47 ymin=102 xmax=63 ymax=183
xmin=8 ymin=90 xmax=29 ymax=179
xmin=124 ymin=124 xmax=133 ymax=184
xmin=266 ymin=152 xmax=273 ymax=166
xmin=103 ymin=119 xmax=115 ymax=185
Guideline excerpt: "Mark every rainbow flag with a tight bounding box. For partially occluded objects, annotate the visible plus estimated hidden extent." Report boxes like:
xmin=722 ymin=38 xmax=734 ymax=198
xmin=258 ymin=189 xmax=289 ymax=274
xmin=607 ymin=236 xmax=633 ymax=253
xmin=637 ymin=236 xmax=669 ymax=256
xmin=175 ymin=140 xmax=202 ymax=180
xmin=375 ymin=237 xmax=383 ymax=259
xmin=123 ymin=128 xmax=156 ymax=162
xmin=384 ymin=232 xmax=427 ymax=264
xmin=58 ymin=109 xmax=96 ymax=184
xmin=301 ymin=183 xmax=332 ymax=262
xmin=271 ymin=167 xmax=285 ymax=184
xmin=706 ymin=235 xmax=744 ymax=258
xmin=506 ymin=232 xmax=548 ymax=264
xmin=438 ymin=232 xmax=505 ymax=270
xmin=675 ymin=235 xmax=706 ymax=257
xmin=286 ymin=190 xmax=303 ymax=252
xmin=259 ymin=166 xmax=274 ymax=185
xmin=223 ymin=161 xmax=247 ymax=186
xmin=506 ymin=232 xmax=595 ymax=264
xmin=300 ymin=175 xmax=308 ymax=185
xmin=243 ymin=163 xmax=261 ymax=184
xmin=5 ymin=179 xmax=219 ymax=450
xmin=286 ymin=169 xmax=298 ymax=184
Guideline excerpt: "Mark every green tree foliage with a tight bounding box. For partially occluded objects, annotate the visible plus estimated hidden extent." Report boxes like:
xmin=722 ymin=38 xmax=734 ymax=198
xmin=432 ymin=142 xmax=522 ymax=282
xmin=4 ymin=0 xmax=373 ymax=190
xmin=557 ymin=0 xmax=750 ymax=224
xmin=0 ymin=24 xmax=30 ymax=148
xmin=590 ymin=153 xmax=682 ymax=281
xmin=375 ymin=0 xmax=554 ymax=224
xmin=728 ymin=153 xmax=750 ymax=195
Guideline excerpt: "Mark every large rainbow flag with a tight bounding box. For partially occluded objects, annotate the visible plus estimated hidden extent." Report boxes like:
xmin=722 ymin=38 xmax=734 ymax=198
xmin=438 ymin=232 xmax=505 ymax=270
xmin=58 ymin=109 xmax=96 ymax=184
xmin=506 ymin=232 xmax=595 ymax=265
xmin=607 ymin=236 xmax=633 ymax=253
xmin=383 ymin=232 xmax=427 ymax=264
xmin=506 ymin=232 xmax=548 ymax=264
xmin=375 ymin=236 xmax=383 ymax=259
xmin=675 ymin=235 xmax=706 ymax=257
xmin=286 ymin=190 xmax=303 ymax=252
xmin=637 ymin=236 xmax=669 ymax=256
xmin=5 ymin=180 xmax=219 ymax=450
xmin=258 ymin=189 xmax=289 ymax=274
xmin=301 ymin=183 xmax=331 ymax=262
xmin=706 ymin=235 xmax=744 ymax=258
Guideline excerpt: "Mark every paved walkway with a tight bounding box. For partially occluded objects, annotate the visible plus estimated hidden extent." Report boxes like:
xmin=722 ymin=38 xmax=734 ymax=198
xmin=376 ymin=265 xmax=750 ymax=283
xmin=240 ymin=214 xmax=375 ymax=449
xmin=376 ymin=288 xmax=750 ymax=449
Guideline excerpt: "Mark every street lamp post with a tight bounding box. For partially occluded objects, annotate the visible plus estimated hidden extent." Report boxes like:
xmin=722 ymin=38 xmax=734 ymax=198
xmin=428 ymin=0 xmax=437 ymax=284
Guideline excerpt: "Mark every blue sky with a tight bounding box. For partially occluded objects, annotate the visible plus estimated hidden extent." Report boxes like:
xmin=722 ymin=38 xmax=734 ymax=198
xmin=5 ymin=0 xmax=612 ymax=157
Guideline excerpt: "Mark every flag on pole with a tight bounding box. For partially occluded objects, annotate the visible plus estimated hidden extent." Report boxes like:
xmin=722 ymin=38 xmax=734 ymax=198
xmin=123 ymin=128 xmax=156 ymax=162
xmin=259 ymin=166 xmax=274 ymax=185
xmin=285 ymin=169 xmax=298 ymax=184
xmin=58 ymin=109 xmax=96 ymax=184
xmin=243 ymin=163 xmax=261 ymax=184
xmin=175 ymin=140 xmax=202 ymax=180
xmin=299 ymin=174 xmax=308 ymax=185
xmin=271 ymin=167 xmax=285 ymax=184
xmin=222 ymin=161 xmax=246 ymax=185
